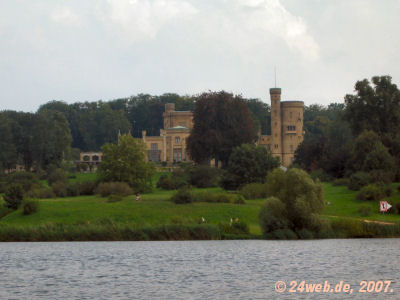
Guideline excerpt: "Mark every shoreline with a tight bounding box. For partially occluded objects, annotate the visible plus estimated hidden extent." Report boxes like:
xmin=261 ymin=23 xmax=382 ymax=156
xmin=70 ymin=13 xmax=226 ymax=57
xmin=0 ymin=223 xmax=399 ymax=242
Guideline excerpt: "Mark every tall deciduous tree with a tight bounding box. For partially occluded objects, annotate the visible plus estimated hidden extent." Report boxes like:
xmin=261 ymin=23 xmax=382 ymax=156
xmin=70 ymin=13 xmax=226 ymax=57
xmin=344 ymin=76 xmax=400 ymax=138
xmin=97 ymin=134 xmax=155 ymax=192
xmin=259 ymin=168 xmax=324 ymax=237
xmin=187 ymin=91 xmax=254 ymax=167
xmin=0 ymin=114 xmax=18 ymax=171
xmin=221 ymin=144 xmax=279 ymax=189
xmin=32 ymin=110 xmax=72 ymax=170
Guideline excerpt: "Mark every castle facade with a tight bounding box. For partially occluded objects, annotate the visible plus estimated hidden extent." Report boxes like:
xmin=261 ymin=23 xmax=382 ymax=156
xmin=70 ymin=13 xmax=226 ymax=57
xmin=141 ymin=88 xmax=304 ymax=167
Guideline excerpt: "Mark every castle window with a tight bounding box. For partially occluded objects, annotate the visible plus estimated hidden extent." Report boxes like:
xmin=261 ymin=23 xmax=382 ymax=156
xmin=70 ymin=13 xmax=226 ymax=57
xmin=149 ymin=144 xmax=160 ymax=162
xmin=290 ymin=145 xmax=294 ymax=152
xmin=274 ymin=144 xmax=278 ymax=149
xmin=287 ymin=125 xmax=296 ymax=131
xmin=267 ymin=144 xmax=271 ymax=150
xmin=173 ymin=149 xmax=182 ymax=162
xmin=175 ymin=137 xmax=180 ymax=144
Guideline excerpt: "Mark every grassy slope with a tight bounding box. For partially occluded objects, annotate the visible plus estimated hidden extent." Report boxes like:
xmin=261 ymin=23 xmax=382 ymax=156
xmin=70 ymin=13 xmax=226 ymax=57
xmin=322 ymin=182 xmax=400 ymax=222
xmin=1 ymin=173 xmax=400 ymax=237
xmin=0 ymin=186 xmax=264 ymax=235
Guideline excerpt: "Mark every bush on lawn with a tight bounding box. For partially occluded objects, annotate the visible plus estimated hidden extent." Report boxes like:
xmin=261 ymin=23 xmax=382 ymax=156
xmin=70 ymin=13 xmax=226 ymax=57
xmin=170 ymin=187 xmax=194 ymax=204
xmin=240 ymin=182 xmax=267 ymax=199
xmin=157 ymin=175 xmax=177 ymax=190
xmin=78 ymin=181 xmax=97 ymax=195
xmin=356 ymin=184 xmax=385 ymax=201
xmin=96 ymin=182 xmax=133 ymax=197
xmin=22 ymin=200 xmax=39 ymax=215
xmin=48 ymin=168 xmax=68 ymax=186
xmin=348 ymin=172 xmax=370 ymax=190
xmin=51 ymin=182 xmax=68 ymax=197
xmin=189 ymin=165 xmax=221 ymax=188
xmin=3 ymin=184 xmax=25 ymax=209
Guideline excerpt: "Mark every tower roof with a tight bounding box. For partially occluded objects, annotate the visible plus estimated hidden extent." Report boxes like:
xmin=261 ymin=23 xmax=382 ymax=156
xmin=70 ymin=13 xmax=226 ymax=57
xmin=269 ymin=88 xmax=281 ymax=94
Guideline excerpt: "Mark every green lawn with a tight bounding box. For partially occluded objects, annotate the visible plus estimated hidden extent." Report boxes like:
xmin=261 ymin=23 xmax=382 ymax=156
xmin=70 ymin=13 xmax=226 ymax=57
xmin=68 ymin=172 xmax=98 ymax=183
xmin=0 ymin=187 xmax=264 ymax=235
xmin=322 ymin=182 xmax=400 ymax=222
xmin=2 ymin=176 xmax=400 ymax=238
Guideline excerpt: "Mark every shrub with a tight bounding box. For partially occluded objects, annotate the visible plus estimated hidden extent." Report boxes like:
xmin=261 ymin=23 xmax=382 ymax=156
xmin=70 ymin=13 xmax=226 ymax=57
xmin=39 ymin=188 xmax=55 ymax=199
xmin=368 ymin=170 xmax=394 ymax=184
xmin=95 ymin=182 xmax=133 ymax=197
xmin=348 ymin=172 xmax=369 ymax=190
xmin=393 ymin=202 xmax=400 ymax=215
xmin=356 ymin=184 xmax=384 ymax=201
xmin=157 ymin=175 xmax=176 ymax=190
xmin=107 ymin=195 xmax=123 ymax=203
xmin=332 ymin=178 xmax=350 ymax=186
xmin=48 ymin=168 xmax=68 ymax=186
xmin=358 ymin=205 xmax=372 ymax=217
xmin=170 ymin=187 xmax=193 ymax=204
xmin=25 ymin=187 xmax=55 ymax=199
xmin=191 ymin=191 xmax=237 ymax=203
xmin=380 ymin=184 xmax=393 ymax=197
xmin=219 ymin=171 xmax=240 ymax=190
xmin=171 ymin=169 xmax=190 ymax=188
xmin=296 ymin=228 xmax=314 ymax=239
xmin=259 ymin=196 xmax=290 ymax=235
xmin=78 ymin=163 xmax=88 ymax=172
xmin=259 ymin=168 xmax=325 ymax=237
xmin=240 ymin=182 xmax=267 ymax=199
xmin=219 ymin=220 xmax=249 ymax=235
xmin=330 ymin=218 xmax=364 ymax=238
xmin=6 ymin=172 xmax=40 ymax=192
xmin=66 ymin=183 xmax=80 ymax=197
xmin=267 ymin=229 xmax=298 ymax=240
xmin=78 ymin=181 xmax=97 ymax=195
xmin=234 ymin=194 xmax=246 ymax=204
xmin=51 ymin=182 xmax=68 ymax=197
xmin=23 ymin=200 xmax=39 ymax=215
xmin=310 ymin=169 xmax=332 ymax=182
xmin=189 ymin=165 xmax=221 ymax=188
xmin=3 ymin=184 xmax=24 ymax=209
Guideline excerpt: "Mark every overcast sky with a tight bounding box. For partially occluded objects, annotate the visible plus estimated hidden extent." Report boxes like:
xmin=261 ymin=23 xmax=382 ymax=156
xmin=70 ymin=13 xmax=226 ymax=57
xmin=1 ymin=0 xmax=399 ymax=112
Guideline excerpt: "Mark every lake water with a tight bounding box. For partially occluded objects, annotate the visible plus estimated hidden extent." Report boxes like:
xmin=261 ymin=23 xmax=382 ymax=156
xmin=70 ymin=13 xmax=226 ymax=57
xmin=0 ymin=239 xmax=399 ymax=299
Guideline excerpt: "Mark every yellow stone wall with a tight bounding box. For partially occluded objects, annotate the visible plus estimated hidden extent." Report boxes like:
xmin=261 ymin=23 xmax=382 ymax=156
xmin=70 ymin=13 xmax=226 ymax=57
xmin=258 ymin=88 xmax=304 ymax=167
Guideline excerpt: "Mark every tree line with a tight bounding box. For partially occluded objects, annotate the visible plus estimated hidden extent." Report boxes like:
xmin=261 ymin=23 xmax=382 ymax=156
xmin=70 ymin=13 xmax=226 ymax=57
xmin=38 ymin=93 xmax=270 ymax=152
xmin=0 ymin=92 xmax=269 ymax=173
xmin=295 ymin=75 xmax=400 ymax=185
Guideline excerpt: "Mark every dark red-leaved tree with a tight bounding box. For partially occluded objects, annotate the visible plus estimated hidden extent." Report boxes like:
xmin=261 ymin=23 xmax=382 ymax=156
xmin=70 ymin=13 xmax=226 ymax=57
xmin=187 ymin=91 xmax=254 ymax=167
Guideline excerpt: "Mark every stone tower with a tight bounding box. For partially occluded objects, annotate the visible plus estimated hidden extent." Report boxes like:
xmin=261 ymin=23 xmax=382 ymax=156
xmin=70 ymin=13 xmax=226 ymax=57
xmin=281 ymin=101 xmax=304 ymax=166
xmin=270 ymin=88 xmax=283 ymax=162
xmin=259 ymin=87 xmax=304 ymax=167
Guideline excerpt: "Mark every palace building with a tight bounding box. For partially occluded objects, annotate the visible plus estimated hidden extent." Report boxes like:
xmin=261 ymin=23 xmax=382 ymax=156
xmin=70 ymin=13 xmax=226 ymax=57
xmin=141 ymin=103 xmax=193 ymax=164
xmin=257 ymin=88 xmax=304 ymax=166
xmin=141 ymin=87 xmax=304 ymax=167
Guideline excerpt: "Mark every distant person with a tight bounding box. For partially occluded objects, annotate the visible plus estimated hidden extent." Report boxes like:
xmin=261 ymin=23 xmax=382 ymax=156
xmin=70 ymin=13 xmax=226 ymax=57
xmin=136 ymin=192 xmax=141 ymax=202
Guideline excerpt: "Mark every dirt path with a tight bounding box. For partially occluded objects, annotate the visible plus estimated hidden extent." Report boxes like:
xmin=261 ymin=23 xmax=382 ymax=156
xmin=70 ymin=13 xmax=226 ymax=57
xmin=324 ymin=215 xmax=396 ymax=225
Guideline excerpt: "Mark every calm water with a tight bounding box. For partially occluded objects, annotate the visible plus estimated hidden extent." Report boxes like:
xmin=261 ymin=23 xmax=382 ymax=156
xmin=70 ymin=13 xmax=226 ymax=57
xmin=0 ymin=239 xmax=399 ymax=299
